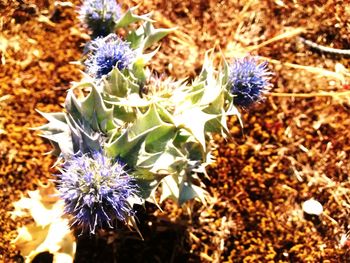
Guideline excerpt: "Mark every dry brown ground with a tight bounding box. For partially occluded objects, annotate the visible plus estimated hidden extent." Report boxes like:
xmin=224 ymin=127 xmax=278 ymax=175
xmin=1 ymin=0 xmax=350 ymax=262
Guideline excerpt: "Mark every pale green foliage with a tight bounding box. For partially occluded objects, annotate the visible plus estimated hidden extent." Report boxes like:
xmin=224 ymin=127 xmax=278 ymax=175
xmin=37 ymin=10 xmax=240 ymax=207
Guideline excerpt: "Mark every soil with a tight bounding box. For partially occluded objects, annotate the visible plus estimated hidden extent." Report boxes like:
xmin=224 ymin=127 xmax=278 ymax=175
xmin=1 ymin=0 xmax=350 ymax=262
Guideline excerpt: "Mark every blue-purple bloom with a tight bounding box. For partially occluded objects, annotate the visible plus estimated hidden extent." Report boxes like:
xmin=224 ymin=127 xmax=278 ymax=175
xmin=85 ymin=34 xmax=136 ymax=79
xmin=57 ymin=151 xmax=138 ymax=234
xmin=228 ymin=56 xmax=272 ymax=107
xmin=79 ymin=0 xmax=121 ymax=38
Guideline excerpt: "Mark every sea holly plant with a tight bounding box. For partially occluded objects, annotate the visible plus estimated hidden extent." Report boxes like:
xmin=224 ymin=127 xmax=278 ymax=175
xmin=35 ymin=0 xmax=272 ymax=236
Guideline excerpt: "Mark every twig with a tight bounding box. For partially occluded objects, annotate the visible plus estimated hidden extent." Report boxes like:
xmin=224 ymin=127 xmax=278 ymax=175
xmin=300 ymin=37 xmax=350 ymax=56
xmin=246 ymin=28 xmax=305 ymax=51
xmin=261 ymin=57 xmax=346 ymax=82
xmin=269 ymin=90 xmax=350 ymax=98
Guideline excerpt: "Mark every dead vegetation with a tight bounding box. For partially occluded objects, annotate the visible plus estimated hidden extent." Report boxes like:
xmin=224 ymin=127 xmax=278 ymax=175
xmin=1 ymin=0 xmax=350 ymax=262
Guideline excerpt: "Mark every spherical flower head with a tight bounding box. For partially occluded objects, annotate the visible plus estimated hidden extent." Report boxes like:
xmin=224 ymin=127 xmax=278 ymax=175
xmin=85 ymin=34 xmax=136 ymax=79
xmin=228 ymin=56 xmax=272 ymax=107
xmin=57 ymin=152 xmax=138 ymax=234
xmin=79 ymin=0 xmax=121 ymax=38
xmin=145 ymin=74 xmax=177 ymax=97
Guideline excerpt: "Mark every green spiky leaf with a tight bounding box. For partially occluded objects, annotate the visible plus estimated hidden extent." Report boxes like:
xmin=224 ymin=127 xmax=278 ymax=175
xmin=115 ymin=7 xmax=153 ymax=29
xmin=106 ymin=105 xmax=164 ymax=166
xmin=128 ymin=104 xmax=164 ymax=139
xmin=174 ymin=108 xmax=217 ymax=152
xmin=79 ymin=86 xmax=116 ymax=133
xmin=40 ymin=132 xmax=73 ymax=156
xmin=178 ymin=181 xmax=207 ymax=205
xmin=144 ymin=125 xmax=176 ymax=153
xmin=142 ymin=22 xmax=176 ymax=50
xmin=34 ymin=111 xmax=68 ymax=133
xmin=104 ymin=68 xmax=139 ymax=97
xmin=160 ymin=174 xmax=180 ymax=203
xmin=133 ymin=169 xmax=166 ymax=201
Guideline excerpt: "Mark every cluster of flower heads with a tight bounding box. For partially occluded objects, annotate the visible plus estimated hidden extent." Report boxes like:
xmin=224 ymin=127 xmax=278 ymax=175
xmin=79 ymin=0 xmax=121 ymax=38
xmin=228 ymin=56 xmax=272 ymax=107
xmin=85 ymin=34 xmax=136 ymax=79
xmin=50 ymin=0 xmax=273 ymax=236
xmin=57 ymin=152 xmax=138 ymax=233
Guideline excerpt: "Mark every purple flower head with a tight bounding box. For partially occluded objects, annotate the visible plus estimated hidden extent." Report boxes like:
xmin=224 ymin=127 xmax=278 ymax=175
xmin=79 ymin=0 xmax=121 ymax=38
xmin=85 ymin=34 xmax=136 ymax=79
xmin=57 ymin=151 xmax=138 ymax=234
xmin=228 ymin=56 xmax=272 ymax=107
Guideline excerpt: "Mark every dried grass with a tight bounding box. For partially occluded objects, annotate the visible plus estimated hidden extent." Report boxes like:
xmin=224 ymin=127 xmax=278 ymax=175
xmin=1 ymin=0 xmax=350 ymax=262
